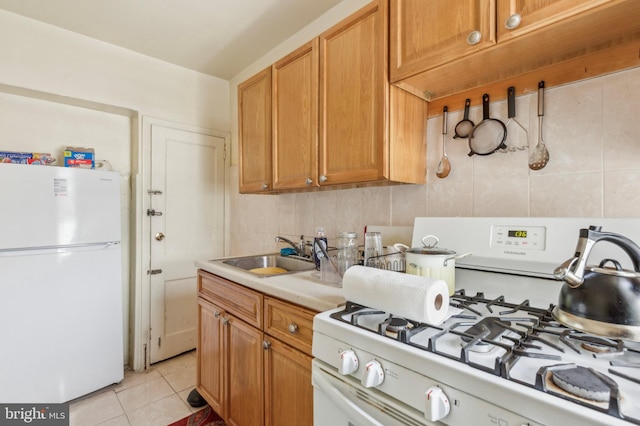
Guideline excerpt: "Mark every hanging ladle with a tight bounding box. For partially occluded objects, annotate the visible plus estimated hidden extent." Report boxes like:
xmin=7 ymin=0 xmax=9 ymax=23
xmin=436 ymin=106 xmax=451 ymax=178
xmin=529 ymin=81 xmax=550 ymax=170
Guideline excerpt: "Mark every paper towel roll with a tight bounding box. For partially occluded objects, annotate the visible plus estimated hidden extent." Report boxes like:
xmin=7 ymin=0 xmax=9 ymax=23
xmin=342 ymin=265 xmax=449 ymax=325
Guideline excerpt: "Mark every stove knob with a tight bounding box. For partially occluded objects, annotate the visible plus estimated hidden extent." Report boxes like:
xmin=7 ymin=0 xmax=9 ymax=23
xmin=338 ymin=350 xmax=359 ymax=375
xmin=362 ymin=360 xmax=384 ymax=388
xmin=425 ymin=386 xmax=450 ymax=422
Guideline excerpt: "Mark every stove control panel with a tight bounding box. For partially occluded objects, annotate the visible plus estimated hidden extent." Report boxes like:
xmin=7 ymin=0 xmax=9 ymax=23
xmin=314 ymin=331 xmax=545 ymax=426
xmin=490 ymin=225 xmax=546 ymax=251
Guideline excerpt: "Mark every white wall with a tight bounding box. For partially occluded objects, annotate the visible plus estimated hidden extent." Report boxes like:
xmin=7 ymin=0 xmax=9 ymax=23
xmin=0 ymin=9 xmax=231 ymax=366
xmin=0 ymin=9 xmax=229 ymax=131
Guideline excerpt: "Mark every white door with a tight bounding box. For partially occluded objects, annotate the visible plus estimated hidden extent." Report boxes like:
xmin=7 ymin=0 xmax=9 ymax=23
xmin=149 ymin=125 xmax=226 ymax=364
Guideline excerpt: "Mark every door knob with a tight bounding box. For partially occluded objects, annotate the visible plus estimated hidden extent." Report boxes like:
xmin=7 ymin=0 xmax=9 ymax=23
xmin=155 ymin=232 xmax=165 ymax=241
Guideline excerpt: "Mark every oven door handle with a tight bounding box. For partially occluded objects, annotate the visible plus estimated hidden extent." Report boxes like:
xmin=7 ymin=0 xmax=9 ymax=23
xmin=312 ymin=368 xmax=385 ymax=426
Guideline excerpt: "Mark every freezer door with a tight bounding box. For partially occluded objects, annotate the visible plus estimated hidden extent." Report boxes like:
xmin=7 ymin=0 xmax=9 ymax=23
xmin=0 ymin=164 xmax=121 ymax=250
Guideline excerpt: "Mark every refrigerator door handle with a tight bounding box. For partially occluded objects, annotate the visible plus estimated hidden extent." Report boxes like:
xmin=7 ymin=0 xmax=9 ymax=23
xmin=0 ymin=241 xmax=120 ymax=256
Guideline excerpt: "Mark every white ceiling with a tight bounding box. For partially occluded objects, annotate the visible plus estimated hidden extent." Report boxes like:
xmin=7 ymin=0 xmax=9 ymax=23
xmin=0 ymin=0 xmax=344 ymax=80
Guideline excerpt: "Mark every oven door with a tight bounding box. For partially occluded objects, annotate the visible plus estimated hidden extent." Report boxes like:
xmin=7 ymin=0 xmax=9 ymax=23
xmin=312 ymin=359 xmax=430 ymax=426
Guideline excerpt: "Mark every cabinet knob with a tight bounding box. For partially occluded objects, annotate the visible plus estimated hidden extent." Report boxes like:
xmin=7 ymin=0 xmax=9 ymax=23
xmin=319 ymin=175 xmax=328 ymax=183
xmin=261 ymin=183 xmax=269 ymax=190
xmin=288 ymin=323 xmax=299 ymax=334
xmin=214 ymin=311 xmax=220 ymax=318
xmin=262 ymin=340 xmax=271 ymax=350
xmin=305 ymin=178 xmax=313 ymax=185
xmin=505 ymin=13 xmax=521 ymax=30
xmin=221 ymin=317 xmax=229 ymax=326
xmin=466 ymin=30 xmax=482 ymax=45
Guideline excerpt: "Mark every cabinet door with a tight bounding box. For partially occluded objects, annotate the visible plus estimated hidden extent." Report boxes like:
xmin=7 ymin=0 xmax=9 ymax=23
xmin=390 ymin=0 xmax=496 ymax=82
xmin=319 ymin=0 xmax=386 ymax=185
xmin=272 ymin=39 xmax=319 ymax=190
xmin=227 ymin=316 xmax=264 ymax=426
xmin=238 ymin=67 xmax=272 ymax=193
xmin=264 ymin=338 xmax=313 ymax=426
xmin=497 ymin=0 xmax=612 ymax=41
xmin=197 ymin=299 xmax=226 ymax=417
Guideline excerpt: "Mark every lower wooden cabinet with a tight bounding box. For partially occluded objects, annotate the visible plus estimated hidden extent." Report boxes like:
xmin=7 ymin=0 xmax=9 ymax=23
xmin=197 ymin=270 xmax=316 ymax=426
xmin=227 ymin=315 xmax=264 ymax=426
xmin=197 ymin=299 xmax=225 ymax=416
xmin=264 ymin=338 xmax=313 ymax=426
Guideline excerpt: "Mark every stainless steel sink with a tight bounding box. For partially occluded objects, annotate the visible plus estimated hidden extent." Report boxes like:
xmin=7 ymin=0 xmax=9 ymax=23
xmin=220 ymin=254 xmax=315 ymax=277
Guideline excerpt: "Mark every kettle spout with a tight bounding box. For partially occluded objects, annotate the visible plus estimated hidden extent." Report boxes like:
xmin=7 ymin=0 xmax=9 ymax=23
xmin=553 ymin=257 xmax=584 ymax=288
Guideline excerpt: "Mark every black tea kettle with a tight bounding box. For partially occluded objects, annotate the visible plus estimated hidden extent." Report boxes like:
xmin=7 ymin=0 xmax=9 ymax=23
xmin=552 ymin=226 xmax=640 ymax=341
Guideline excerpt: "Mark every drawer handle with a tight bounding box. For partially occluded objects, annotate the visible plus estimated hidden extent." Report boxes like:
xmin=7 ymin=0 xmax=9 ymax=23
xmin=288 ymin=323 xmax=299 ymax=334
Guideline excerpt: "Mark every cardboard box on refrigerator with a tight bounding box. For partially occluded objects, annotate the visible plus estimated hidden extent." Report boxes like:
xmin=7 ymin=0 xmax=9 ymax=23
xmin=0 ymin=151 xmax=55 ymax=165
xmin=63 ymin=147 xmax=95 ymax=169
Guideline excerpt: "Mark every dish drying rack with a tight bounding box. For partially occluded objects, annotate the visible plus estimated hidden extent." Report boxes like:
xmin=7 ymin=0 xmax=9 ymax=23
xmin=364 ymin=252 xmax=406 ymax=273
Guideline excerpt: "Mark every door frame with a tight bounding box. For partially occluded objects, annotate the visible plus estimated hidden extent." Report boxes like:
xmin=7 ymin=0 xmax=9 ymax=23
xmin=131 ymin=116 xmax=230 ymax=371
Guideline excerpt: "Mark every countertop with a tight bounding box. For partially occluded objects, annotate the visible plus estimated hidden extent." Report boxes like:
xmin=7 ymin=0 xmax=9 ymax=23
xmin=195 ymin=257 xmax=346 ymax=313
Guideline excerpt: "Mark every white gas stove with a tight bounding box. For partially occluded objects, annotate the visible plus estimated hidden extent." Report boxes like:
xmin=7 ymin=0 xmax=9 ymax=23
xmin=312 ymin=217 xmax=640 ymax=426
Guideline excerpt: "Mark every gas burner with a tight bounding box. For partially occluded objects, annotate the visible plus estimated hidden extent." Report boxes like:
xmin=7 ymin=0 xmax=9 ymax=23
xmin=583 ymin=341 xmax=618 ymax=354
xmin=459 ymin=317 xmax=512 ymax=353
xmin=380 ymin=316 xmax=414 ymax=339
xmin=559 ymin=330 xmax=625 ymax=356
xmin=535 ymin=364 xmax=624 ymax=418
xmin=552 ymin=366 xmax=612 ymax=402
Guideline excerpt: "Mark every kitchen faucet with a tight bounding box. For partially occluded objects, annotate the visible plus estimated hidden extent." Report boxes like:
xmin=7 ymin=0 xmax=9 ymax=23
xmin=275 ymin=235 xmax=309 ymax=257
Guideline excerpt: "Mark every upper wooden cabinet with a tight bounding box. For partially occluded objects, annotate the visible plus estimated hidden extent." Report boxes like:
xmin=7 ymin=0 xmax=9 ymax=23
xmin=390 ymin=0 xmax=496 ymax=82
xmin=318 ymin=0 xmax=426 ymax=187
xmin=238 ymin=67 xmax=272 ymax=193
xmin=319 ymin=1 xmax=386 ymax=185
xmin=237 ymin=0 xmax=428 ymax=193
xmin=496 ymin=0 xmax=612 ymax=41
xmin=391 ymin=0 xmax=640 ymax=108
xmin=272 ymin=40 xmax=319 ymax=190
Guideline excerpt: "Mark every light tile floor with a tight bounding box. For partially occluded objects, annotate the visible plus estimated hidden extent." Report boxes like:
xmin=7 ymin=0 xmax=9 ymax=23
xmin=69 ymin=350 xmax=201 ymax=426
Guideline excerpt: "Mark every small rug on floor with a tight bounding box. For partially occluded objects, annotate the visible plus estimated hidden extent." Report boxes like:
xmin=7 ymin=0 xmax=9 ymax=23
xmin=168 ymin=406 xmax=227 ymax=426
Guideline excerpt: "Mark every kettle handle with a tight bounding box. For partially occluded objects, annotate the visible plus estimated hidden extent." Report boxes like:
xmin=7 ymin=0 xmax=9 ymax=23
xmin=584 ymin=227 xmax=640 ymax=272
xmin=555 ymin=226 xmax=640 ymax=287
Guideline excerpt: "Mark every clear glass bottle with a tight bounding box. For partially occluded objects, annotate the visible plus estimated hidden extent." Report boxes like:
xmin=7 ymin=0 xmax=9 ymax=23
xmin=337 ymin=231 xmax=358 ymax=266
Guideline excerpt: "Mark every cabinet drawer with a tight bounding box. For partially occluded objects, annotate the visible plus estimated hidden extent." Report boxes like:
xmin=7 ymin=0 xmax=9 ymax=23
xmin=198 ymin=270 xmax=263 ymax=329
xmin=264 ymin=297 xmax=316 ymax=355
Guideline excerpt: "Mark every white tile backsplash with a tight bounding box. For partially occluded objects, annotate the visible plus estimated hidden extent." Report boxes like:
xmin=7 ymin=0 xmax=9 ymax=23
xmin=229 ymin=67 xmax=640 ymax=254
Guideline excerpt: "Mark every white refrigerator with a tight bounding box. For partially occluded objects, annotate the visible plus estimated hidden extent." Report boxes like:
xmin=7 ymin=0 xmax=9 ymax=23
xmin=0 ymin=163 xmax=124 ymax=403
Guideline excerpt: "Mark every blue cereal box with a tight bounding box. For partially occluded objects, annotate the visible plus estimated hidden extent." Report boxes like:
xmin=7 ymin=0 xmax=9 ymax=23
xmin=0 ymin=151 xmax=55 ymax=165
xmin=64 ymin=147 xmax=95 ymax=169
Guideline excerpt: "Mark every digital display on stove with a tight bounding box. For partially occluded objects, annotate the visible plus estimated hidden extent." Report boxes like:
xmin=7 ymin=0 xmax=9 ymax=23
xmin=508 ymin=230 xmax=527 ymax=238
